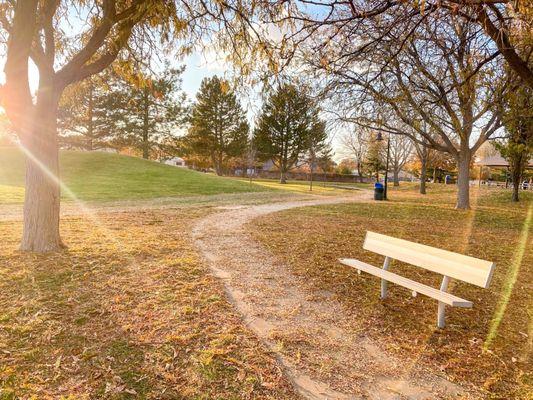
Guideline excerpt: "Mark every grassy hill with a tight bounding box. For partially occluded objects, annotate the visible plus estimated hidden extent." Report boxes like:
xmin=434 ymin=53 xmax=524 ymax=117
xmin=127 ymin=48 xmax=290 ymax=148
xmin=0 ymin=147 xmax=269 ymax=204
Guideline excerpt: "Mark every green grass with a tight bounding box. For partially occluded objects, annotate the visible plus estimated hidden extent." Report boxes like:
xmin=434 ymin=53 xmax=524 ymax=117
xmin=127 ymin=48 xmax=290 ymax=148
xmin=0 ymin=147 xmax=271 ymax=203
xmin=236 ymin=178 xmax=371 ymax=195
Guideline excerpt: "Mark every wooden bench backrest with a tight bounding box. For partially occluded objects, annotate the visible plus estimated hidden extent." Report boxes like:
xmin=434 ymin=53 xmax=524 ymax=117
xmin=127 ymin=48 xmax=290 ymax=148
xmin=363 ymin=231 xmax=495 ymax=288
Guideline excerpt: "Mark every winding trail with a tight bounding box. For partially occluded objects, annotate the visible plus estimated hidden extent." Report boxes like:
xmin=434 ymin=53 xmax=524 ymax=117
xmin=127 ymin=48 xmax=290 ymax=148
xmin=192 ymin=192 xmax=471 ymax=400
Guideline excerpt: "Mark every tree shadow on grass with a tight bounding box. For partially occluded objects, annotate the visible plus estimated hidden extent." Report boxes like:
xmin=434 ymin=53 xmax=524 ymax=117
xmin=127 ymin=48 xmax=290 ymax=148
xmin=0 ymin=209 xmax=297 ymax=399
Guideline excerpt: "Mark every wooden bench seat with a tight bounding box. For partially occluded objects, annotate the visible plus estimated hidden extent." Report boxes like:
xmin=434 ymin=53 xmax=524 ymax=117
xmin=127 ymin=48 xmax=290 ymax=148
xmin=339 ymin=258 xmax=473 ymax=307
xmin=339 ymin=231 xmax=495 ymax=328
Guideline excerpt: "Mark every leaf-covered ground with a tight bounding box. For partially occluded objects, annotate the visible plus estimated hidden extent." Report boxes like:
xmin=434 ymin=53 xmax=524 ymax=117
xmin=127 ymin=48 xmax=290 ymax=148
xmin=250 ymin=185 xmax=532 ymax=399
xmin=0 ymin=207 xmax=299 ymax=399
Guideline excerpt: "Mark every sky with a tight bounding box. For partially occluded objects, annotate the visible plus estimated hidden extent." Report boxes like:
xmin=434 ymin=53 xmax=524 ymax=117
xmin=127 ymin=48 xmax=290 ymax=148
xmin=0 ymin=44 xmax=347 ymax=161
xmin=0 ymin=52 xmax=219 ymax=106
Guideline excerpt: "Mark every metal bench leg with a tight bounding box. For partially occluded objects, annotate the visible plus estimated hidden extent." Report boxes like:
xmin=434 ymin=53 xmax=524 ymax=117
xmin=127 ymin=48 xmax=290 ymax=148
xmin=380 ymin=257 xmax=391 ymax=299
xmin=437 ymin=276 xmax=450 ymax=328
xmin=437 ymin=302 xmax=446 ymax=328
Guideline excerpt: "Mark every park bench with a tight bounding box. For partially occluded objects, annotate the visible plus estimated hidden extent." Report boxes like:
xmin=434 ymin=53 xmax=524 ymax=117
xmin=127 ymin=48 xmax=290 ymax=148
xmin=339 ymin=231 xmax=495 ymax=328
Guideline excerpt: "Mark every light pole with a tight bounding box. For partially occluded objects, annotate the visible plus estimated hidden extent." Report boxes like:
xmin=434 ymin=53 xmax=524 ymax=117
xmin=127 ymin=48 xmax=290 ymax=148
xmin=376 ymin=132 xmax=391 ymax=200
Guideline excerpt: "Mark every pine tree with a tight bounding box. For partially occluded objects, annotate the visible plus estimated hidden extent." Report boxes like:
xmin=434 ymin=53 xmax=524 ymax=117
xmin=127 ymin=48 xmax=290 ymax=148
xmin=58 ymin=67 xmax=187 ymax=158
xmin=364 ymin=133 xmax=386 ymax=181
xmin=116 ymin=66 xmax=188 ymax=159
xmin=496 ymin=84 xmax=533 ymax=202
xmin=186 ymin=76 xmax=249 ymax=175
xmin=58 ymin=74 xmax=119 ymax=150
xmin=254 ymin=84 xmax=318 ymax=183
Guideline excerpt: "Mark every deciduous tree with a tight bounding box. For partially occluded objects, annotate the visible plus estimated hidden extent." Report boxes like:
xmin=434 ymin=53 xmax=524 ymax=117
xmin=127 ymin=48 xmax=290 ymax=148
xmin=320 ymin=18 xmax=506 ymax=208
xmin=264 ymin=1 xmax=533 ymax=88
xmin=389 ymin=135 xmax=413 ymax=186
xmin=0 ymin=0 xmax=260 ymax=251
xmin=340 ymin=129 xmax=368 ymax=182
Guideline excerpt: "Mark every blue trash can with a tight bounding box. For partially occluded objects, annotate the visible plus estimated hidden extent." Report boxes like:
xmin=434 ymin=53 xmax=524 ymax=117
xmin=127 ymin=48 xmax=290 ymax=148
xmin=374 ymin=182 xmax=384 ymax=200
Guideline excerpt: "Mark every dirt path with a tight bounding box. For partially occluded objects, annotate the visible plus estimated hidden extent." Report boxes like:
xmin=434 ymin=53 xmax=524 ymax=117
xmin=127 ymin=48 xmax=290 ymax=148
xmin=0 ymin=192 xmax=301 ymax=222
xmin=192 ymin=193 xmax=472 ymax=400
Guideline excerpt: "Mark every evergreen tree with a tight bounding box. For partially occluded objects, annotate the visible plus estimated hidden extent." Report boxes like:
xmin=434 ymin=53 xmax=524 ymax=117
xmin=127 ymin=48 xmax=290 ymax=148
xmin=58 ymin=67 xmax=187 ymax=158
xmin=58 ymin=74 xmax=120 ymax=150
xmin=186 ymin=76 xmax=249 ymax=175
xmin=116 ymin=66 xmax=188 ymax=159
xmin=496 ymin=84 xmax=533 ymax=202
xmin=364 ymin=133 xmax=386 ymax=181
xmin=254 ymin=84 xmax=318 ymax=183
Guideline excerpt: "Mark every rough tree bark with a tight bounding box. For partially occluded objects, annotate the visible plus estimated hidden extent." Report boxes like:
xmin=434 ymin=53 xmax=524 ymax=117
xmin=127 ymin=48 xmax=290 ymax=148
xmin=20 ymin=76 xmax=63 ymax=251
xmin=87 ymin=81 xmax=94 ymax=151
xmin=393 ymin=168 xmax=400 ymax=186
xmin=419 ymin=155 xmax=427 ymax=195
xmin=455 ymin=150 xmax=471 ymax=209
xmin=280 ymin=169 xmax=287 ymax=184
xmin=512 ymin=180 xmax=520 ymax=202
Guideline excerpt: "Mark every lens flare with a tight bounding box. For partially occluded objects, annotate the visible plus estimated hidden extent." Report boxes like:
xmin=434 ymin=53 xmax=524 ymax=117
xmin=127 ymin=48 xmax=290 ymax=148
xmin=484 ymin=202 xmax=532 ymax=351
xmin=9 ymin=136 xmax=129 ymax=250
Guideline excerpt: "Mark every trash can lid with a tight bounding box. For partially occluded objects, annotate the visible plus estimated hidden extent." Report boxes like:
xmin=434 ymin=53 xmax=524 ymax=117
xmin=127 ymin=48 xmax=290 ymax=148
xmin=374 ymin=182 xmax=384 ymax=189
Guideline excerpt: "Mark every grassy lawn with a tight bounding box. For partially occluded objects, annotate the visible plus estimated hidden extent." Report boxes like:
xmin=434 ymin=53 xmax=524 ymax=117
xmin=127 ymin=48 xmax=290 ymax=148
xmin=236 ymin=178 xmax=371 ymax=196
xmin=250 ymin=184 xmax=532 ymax=399
xmin=0 ymin=207 xmax=299 ymax=399
xmin=0 ymin=147 xmax=271 ymax=204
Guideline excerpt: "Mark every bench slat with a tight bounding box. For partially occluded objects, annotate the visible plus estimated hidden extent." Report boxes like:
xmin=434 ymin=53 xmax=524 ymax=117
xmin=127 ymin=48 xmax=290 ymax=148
xmin=363 ymin=231 xmax=495 ymax=288
xmin=339 ymin=258 xmax=473 ymax=308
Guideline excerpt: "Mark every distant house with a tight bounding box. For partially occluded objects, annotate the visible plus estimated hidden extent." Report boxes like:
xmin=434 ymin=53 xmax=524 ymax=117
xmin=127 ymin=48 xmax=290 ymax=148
xmin=260 ymin=158 xmax=309 ymax=172
xmin=164 ymin=157 xmax=187 ymax=167
xmin=387 ymin=170 xmax=417 ymax=181
xmin=94 ymin=147 xmax=118 ymax=153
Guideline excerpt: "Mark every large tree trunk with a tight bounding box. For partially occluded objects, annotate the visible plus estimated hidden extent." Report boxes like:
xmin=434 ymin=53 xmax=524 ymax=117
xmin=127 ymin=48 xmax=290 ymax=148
xmin=214 ymin=153 xmax=223 ymax=176
xmin=20 ymin=86 xmax=63 ymax=252
xmin=357 ymin=162 xmax=363 ymax=183
xmin=419 ymin=154 xmax=427 ymax=195
xmin=512 ymin=180 xmax=520 ymax=202
xmin=280 ymin=169 xmax=287 ymax=184
xmin=510 ymin=155 xmax=524 ymax=202
xmin=393 ymin=168 xmax=400 ymax=186
xmin=456 ymin=150 xmax=471 ymax=210
xmin=87 ymin=81 xmax=94 ymax=151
